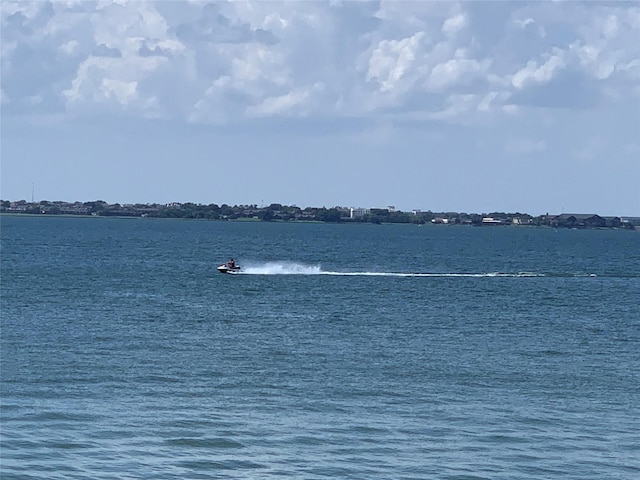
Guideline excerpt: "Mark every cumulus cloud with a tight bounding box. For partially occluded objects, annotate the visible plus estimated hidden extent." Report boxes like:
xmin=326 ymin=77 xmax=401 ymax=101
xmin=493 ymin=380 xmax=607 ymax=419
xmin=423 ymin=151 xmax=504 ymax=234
xmin=512 ymin=53 xmax=566 ymax=89
xmin=366 ymin=32 xmax=424 ymax=92
xmin=58 ymin=40 xmax=79 ymax=56
xmin=173 ymin=3 xmax=277 ymax=45
xmin=427 ymin=53 xmax=491 ymax=91
xmin=0 ymin=0 xmax=638 ymax=124
xmin=247 ymin=82 xmax=325 ymax=118
xmin=442 ymin=13 xmax=467 ymax=36
xmin=513 ymin=17 xmax=546 ymax=38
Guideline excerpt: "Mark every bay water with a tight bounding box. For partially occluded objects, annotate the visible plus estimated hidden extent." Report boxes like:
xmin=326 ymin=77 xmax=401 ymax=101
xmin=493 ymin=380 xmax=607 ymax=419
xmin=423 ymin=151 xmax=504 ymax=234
xmin=1 ymin=216 xmax=639 ymax=479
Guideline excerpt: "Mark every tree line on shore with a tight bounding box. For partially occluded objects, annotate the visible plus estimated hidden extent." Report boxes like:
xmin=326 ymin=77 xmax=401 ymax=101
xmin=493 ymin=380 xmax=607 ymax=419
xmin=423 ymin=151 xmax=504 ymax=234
xmin=1 ymin=199 xmax=634 ymax=228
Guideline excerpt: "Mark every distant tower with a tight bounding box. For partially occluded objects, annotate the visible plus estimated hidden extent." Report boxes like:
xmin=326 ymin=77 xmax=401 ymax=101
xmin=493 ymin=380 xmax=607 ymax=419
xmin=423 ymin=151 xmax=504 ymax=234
xmin=32 ymin=182 xmax=35 ymax=203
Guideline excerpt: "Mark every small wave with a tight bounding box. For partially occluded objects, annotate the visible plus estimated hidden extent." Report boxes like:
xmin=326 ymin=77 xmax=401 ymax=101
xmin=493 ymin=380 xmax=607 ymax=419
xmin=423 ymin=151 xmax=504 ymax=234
xmin=166 ymin=437 xmax=244 ymax=449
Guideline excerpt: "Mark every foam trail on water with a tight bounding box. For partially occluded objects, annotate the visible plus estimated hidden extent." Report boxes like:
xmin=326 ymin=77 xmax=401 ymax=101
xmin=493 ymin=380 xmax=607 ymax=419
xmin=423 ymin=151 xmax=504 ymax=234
xmin=239 ymin=262 xmax=547 ymax=277
xmin=321 ymin=271 xmax=545 ymax=277
xmin=242 ymin=262 xmax=322 ymax=275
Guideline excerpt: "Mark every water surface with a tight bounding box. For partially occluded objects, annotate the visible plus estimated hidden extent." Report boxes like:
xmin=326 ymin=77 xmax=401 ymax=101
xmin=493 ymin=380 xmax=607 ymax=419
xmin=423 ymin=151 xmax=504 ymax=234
xmin=2 ymin=216 xmax=639 ymax=479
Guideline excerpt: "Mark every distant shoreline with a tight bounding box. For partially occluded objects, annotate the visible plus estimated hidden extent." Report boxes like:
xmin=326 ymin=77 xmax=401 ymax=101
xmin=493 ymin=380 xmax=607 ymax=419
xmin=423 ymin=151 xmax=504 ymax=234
xmin=2 ymin=200 xmax=638 ymax=229
xmin=2 ymin=210 xmax=637 ymax=230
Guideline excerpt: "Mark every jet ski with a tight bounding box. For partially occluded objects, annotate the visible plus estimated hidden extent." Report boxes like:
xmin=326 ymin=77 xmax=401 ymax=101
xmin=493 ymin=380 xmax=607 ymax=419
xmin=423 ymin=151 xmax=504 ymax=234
xmin=217 ymin=264 xmax=241 ymax=274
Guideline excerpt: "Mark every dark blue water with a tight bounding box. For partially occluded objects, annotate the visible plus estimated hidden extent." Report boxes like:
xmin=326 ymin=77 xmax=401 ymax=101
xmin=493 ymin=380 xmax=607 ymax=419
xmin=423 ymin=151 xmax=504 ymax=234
xmin=2 ymin=216 xmax=639 ymax=479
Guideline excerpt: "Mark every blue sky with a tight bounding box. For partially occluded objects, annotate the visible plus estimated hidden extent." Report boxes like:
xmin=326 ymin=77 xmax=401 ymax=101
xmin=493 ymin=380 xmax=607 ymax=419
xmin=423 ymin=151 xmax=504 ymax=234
xmin=1 ymin=0 xmax=639 ymax=216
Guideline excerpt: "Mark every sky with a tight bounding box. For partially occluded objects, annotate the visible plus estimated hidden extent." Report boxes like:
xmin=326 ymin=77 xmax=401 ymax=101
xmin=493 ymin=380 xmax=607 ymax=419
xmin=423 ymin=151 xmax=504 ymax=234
xmin=1 ymin=0 xmax=639 ymax=216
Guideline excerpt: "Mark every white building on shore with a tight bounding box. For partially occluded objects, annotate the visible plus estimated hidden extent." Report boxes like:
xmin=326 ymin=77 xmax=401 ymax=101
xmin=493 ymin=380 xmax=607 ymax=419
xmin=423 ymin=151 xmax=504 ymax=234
xmin=350 ymin=207 xmax=370 ymax=219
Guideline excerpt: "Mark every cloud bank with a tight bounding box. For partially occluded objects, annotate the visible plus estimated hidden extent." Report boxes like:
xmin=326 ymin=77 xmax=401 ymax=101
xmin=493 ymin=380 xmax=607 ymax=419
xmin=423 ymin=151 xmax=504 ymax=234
xmin=2 ymin=1 xmax=638 ymax=125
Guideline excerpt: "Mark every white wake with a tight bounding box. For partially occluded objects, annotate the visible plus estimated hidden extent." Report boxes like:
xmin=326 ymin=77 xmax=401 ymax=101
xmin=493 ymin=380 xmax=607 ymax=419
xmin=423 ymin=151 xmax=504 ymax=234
xmin=238 ymin=262 xmax=545 ymax=277
xmin=241 ymin=262 xmax=323 ymax=275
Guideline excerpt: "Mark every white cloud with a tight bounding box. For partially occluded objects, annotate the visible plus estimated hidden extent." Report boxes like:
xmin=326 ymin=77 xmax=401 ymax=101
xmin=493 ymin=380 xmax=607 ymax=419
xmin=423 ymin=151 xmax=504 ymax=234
xmin=477 ymin=91 xmax=511 ymax=113
xmin=515 ymin=18 xmax=535 ymax=29
xmin=1 ymin=1 xmax=39 ymax=19
xmin=561 ymin=5 xmax=640 ymax=85
xmin=514 ymin=16 xmax=546 ymax=38
xmin=100 ymin=78 xmax=137 ymax=105
xmin=246 ymin=83 xmax=323 ymax=117
xmin=90 ymin=1 xmax=172 ymax=54
xmin=230 ymin=45 xmax=289 ymax=90
xmin=511 ymin=53 xmax=565 ymax=89
xmin=428 ymin=94 xmax=479 ymax=121
xmin=427 ymin=53 xmax=490 ymax=91
xmin=366 ymin=32 xmax=424 ymax=92
xmin=58 ymin=40 xmax=79 ymax=56
xmin=602 ymin=14 xmax=619 ymax=40
xmin=63 ymin=53 xmax=165 ymax=113
xmin=374 ymin=0 xmax=442 ymax=28
xmin=442 ymin=13 xmax=467 ymax=36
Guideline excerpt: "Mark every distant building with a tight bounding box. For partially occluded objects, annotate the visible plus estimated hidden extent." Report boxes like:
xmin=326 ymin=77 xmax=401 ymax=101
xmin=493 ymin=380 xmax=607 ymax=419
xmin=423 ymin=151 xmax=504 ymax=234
xmin=350 ymin=207 xmax=370 ymax=219
xmin=621 ymin=217 xmax=640 ymax=227
xmin=481 ymin=217 xmax=505 ymax=226
xmin=551 ymin=214 xmax=607 ymax=228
